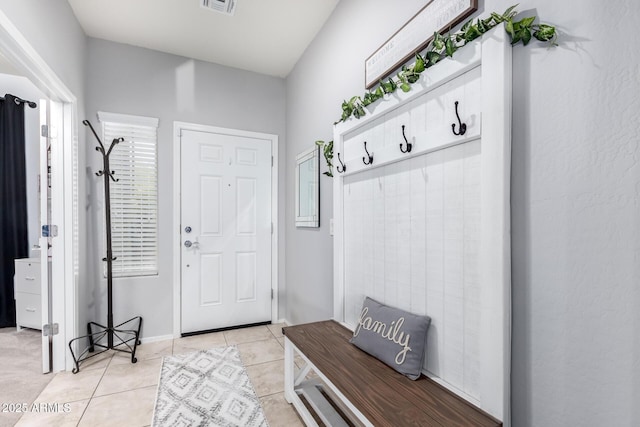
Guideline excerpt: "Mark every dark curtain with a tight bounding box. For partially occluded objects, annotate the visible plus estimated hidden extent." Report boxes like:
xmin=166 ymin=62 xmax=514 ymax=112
xmin=0 ymin=94 xmax=29 ymax=327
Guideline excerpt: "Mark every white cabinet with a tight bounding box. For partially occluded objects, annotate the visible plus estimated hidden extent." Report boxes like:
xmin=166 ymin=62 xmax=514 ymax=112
xmin=14 ymin=258 xmax=41 ymax=330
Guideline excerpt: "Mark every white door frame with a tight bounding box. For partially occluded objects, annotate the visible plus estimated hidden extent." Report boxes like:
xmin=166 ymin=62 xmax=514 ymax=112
xmin=172 ymin=121 xmax=279 ymax=337
xmin=0 ymin=11 xmax=78 ymax=372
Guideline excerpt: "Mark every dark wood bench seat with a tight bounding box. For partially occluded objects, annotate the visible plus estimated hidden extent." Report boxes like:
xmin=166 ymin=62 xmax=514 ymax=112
xmin=283 ymin=320 xmax=501 ymax=427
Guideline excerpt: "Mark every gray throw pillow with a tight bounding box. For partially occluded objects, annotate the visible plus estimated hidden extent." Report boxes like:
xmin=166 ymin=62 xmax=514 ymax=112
xmin=349 ymin=297 xmax=431 ymax=380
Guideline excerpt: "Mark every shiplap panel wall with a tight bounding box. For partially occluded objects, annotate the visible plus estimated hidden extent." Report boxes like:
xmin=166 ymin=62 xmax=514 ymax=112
xmin=343 ymin=141 xmax=482 ymax=400
xmin=333 ymin=24 xmax=511 ymax=424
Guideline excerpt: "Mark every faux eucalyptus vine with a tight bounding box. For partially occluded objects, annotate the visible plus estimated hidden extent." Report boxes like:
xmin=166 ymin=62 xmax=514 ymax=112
xmin=316 ymin=5 xmax=556 ymax=177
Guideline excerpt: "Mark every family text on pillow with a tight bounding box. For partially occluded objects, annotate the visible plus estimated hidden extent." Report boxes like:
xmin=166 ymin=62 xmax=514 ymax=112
xmin=350 ymin=297 xmax=431 ymax=380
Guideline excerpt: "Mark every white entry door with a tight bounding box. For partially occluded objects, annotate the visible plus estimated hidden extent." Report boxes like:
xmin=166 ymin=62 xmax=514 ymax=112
xmin=180 ymin=129 xmax=272 ymax=333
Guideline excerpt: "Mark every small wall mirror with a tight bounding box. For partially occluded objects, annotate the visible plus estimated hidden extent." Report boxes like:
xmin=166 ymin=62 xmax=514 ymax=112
xmin=295 ymin=146 xmax=320 ymax=227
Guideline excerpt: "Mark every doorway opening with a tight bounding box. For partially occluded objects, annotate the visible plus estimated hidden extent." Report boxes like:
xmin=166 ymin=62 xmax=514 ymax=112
xmin=0 ymin=11 xmax=80 ymax=373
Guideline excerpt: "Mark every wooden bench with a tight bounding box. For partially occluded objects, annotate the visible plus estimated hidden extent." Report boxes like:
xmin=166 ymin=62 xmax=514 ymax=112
xmin=283 ymin=320 xmax=501 ymax=427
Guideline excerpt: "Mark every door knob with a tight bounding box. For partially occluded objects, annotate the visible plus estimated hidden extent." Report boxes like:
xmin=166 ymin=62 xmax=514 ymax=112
xmin=184 ymin=240 xmax=192 ymax=248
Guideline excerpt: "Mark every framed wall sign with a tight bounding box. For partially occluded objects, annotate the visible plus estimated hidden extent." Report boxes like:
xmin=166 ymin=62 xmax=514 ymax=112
xmin=364 ymin=0 xmax=478 ymax=89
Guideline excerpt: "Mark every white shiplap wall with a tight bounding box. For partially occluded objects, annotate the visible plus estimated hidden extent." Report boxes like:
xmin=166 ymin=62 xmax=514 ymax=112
xmin=333 ymin=24 xmax=511 ymax=424
xmin=343 ymin=140 xmax=482 ymax=399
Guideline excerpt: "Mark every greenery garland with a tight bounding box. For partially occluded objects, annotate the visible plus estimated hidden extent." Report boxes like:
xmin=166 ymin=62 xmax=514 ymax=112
xmin=316 ymin=4 xmax=556 ymax=177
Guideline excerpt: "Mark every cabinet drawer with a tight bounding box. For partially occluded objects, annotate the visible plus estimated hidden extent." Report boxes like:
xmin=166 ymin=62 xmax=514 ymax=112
xmin=14 ymin=259 xmax=41 ymax=294
xmin=15 ymin=292 xmax=41 ymax=330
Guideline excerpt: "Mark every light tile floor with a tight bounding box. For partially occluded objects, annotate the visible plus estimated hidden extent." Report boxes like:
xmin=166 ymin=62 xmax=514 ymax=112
xmin=0 ymin=328 xmax=53 ymax=427
xmin=14 ymin=323 xmax=304 ymax=427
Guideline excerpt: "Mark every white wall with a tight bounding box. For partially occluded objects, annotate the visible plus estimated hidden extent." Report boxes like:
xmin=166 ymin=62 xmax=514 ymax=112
xmin=0 ymin=73 xmax=45 ymax=250
xmin=85 ymin=38 xmax=287 ymax=338
xmin=285 ymin=0 xmax=640 ymax=425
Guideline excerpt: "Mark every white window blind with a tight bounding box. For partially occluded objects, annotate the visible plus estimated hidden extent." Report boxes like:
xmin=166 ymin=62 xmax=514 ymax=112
xmin=98 ymin=112 xmax=159 ymax=277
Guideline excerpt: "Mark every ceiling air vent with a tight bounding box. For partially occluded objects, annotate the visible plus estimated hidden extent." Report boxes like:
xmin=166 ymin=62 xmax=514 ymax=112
xmin=200 ymin=0 xmax=237 ymax=16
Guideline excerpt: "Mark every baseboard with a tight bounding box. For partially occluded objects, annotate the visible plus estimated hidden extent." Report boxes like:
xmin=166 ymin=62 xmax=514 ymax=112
xmin=140 ymin=334 xmax=174 ymax=344
xmin=145 ymin=321 xmax=289 ymax=343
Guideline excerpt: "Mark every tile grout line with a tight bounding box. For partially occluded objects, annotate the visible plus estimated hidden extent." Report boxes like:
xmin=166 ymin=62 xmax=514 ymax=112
xmin=15 ymin=330 xmax=290 ymax=426
xmin=73 ymin=327 xmax=284 ymax=426
xmin=88 ymin=383 xmax=159 ymax=400
xmin=75 ymin=351 xmax=114 ymax=427
xmin=76 ymin=343 xmax=169 ymax=426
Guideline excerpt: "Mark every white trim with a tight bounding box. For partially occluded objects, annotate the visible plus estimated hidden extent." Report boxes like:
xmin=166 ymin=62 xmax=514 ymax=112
xmin=62 ymin=102 xmax=77 ymax=373
xmin=479 ymin=25 xmax=512 ymax=424
xmin=284 ymin=337 xmax=374 ymax=427
xmin=97 ymin=111 xmax=159 ymax=128
xmin=172 ymin=124 xmax=181 ymax=338
xmin=39 ymin=102 xmax=50 ymax=373
xmin=49 ymin=100 xmax=66 ymax=373
xmin=172 ymin=121 xmax=279 ymax=337
xmin=0 ymin=9 xmax=78 ymax=372
xmin=0 ymin=12 xmax=75 ymax=102
xmin=140 ymin=334 xmax=174 ymax=344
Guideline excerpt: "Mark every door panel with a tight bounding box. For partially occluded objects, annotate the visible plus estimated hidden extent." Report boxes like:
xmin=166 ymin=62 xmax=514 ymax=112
xmin=236 ymin=252 xmax=256 ymax=301
xmin=181 ymin=130 xmax=272 ymax=333
xmin=236 ymin=177 xmax=256 ymax=234
xmin=200 ymin=253 xmax=222 ymax=305
xmin=200 ymin=176 xmax=222 ymax=235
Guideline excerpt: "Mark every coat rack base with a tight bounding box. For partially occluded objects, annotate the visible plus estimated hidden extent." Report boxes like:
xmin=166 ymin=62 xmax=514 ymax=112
xmin=68 ymin=316 xmax=142 ymax=374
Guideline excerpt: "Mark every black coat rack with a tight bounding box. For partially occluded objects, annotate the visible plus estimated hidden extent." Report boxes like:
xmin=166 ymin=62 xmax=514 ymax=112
xmin=68 ymin=120 xmax=142 ymax=374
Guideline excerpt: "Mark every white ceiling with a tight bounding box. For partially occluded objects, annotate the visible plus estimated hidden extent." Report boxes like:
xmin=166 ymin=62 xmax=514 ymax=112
xmin=67 ymin=0 xmax=340 ymax=78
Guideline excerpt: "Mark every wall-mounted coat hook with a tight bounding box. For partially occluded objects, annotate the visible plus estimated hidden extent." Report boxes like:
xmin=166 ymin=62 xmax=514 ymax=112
xmin=336 ymin=152 xmax=347 ymax=173
xmin=362 ymin=141 xmax=374 ymax=165
xmin=451 ymin=101 xmax=467 ymax=136
xmin=400 ymin=125 xmax=413 ymax=153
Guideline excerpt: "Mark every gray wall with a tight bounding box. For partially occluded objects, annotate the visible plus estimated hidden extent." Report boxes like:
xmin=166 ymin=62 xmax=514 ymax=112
xmin=85 ymin=38 xmax=287 ymax=338
xmin=285 ymin=0 xmax=640 ymax=425
xmin=285 ymin=0 xmax=427 ymax=325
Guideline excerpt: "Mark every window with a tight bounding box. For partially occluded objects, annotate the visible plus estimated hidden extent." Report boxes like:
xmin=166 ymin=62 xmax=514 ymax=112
xmin=98 ymin=111 xmax=159 ymax=277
